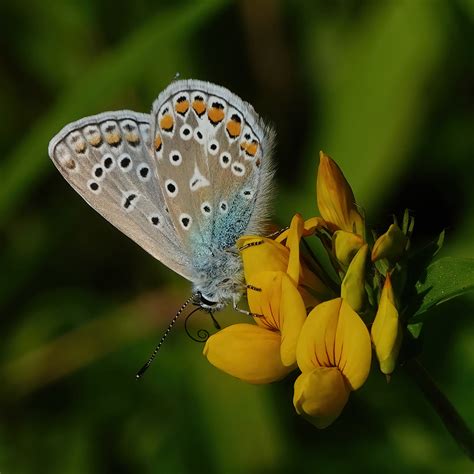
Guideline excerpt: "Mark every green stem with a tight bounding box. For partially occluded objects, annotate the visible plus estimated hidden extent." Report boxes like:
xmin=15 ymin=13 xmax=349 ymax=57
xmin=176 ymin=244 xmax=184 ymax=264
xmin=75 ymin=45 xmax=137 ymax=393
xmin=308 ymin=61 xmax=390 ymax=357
xmin=404 ymin=358 xmax=474 ymax=460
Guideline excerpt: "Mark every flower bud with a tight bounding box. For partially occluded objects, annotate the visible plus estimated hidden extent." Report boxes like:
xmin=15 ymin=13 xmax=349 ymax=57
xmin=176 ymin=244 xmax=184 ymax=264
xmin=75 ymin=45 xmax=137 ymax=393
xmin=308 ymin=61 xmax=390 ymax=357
xmin=341 ymin=244 xmax=368 ymax=312
xmin=371 ymin=223 xmax=408 ymax=263
xmin=371 ymin=274 xmax=402 ymax=375
xmin=316 ymin=151 xmax=364 ymax=236
xmin=332 ymin=230 xmax=365 ymax=267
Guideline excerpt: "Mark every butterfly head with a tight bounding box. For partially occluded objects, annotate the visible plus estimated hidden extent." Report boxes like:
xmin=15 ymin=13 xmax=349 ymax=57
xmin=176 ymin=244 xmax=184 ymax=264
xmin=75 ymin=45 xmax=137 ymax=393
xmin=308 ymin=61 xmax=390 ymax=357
xmin=192 ymin=248 xmax=244 ymax=311
xmin=193 ymin=279 xmax=239 ymax=312
xmin=193 ymin=292 xmax=219 ymax=311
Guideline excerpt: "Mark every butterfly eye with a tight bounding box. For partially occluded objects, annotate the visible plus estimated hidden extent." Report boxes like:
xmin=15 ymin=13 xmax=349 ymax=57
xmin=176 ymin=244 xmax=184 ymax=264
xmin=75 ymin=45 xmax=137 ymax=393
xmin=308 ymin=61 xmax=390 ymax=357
xmin=200 ymin=294 xmax=217 ymax=306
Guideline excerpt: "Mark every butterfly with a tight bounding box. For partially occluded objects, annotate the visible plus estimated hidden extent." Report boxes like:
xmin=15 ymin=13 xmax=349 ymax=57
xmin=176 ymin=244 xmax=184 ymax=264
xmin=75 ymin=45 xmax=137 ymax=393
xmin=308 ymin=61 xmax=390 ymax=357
xmin=48 ymin=80 xmax=275 ymax=374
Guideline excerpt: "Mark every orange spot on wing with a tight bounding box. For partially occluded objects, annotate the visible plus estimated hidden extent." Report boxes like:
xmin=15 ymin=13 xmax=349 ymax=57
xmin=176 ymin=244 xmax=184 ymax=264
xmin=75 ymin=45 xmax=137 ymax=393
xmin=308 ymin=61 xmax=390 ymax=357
xmin=125 ymin=132 xmax=140 ymax=144
xmin=208 ymin=107 xmax=225 ymax=125
xmin=74 ymin=141 xmax=87 ymax=153
xmin=160 ymin=114 xmax=174 ymax=132
xmin=192 ymin=99 xmax=206 ymax=117
xmin=175 ymin=100 xmax=189 ymax=115
xmin=246 ymin=140 xmax=259 ymax=157
xmin=65 ymin=159 xmax=76 ymax=170
xmin=240 ymin=139 xmax=259 ymax=157
xmin=226 ymin=119 xmax=241 ymax=138
xmin=154 ymin=134 xmax=162 ymax=151
xmin=106 ymin=133 xmax=121 ymax=145
xmin=88 ymin=135 xmax=102 ymax=146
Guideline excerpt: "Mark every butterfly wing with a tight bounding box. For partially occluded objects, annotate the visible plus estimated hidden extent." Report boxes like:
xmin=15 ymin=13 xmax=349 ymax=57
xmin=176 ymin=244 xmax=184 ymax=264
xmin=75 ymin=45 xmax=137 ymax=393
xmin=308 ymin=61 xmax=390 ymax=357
xmin=48 ymin=110 xmax=194 ymax=280
xmin=150 ymin=80 xmax=275 ymax=251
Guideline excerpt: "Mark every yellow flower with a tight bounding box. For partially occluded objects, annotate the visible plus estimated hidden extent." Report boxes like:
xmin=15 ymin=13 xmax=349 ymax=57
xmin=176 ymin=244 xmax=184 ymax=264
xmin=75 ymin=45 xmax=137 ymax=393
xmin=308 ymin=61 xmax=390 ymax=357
xmin=371 ymin=223 xmax=408 ymax=263
xmin=293 ymin=298 xmax=372 ymax=428
xmin=341 ymin=244 xmax=369 ymax=312
xmin=371 ymin=274 xmax=402 ymax=375
xmin=203 ymin=215 xmax=314 ymax=383
xmin=317 ymin=151 xmax=364 ymax=237
xmin=240 ymin=215 xmax=333 ymax=305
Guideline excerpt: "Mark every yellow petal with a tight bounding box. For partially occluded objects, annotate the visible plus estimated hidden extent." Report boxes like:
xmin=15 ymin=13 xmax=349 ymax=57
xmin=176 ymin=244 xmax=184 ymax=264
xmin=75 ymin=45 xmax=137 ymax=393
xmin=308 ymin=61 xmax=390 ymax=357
xmin=276 ymin=215 xmax=333 ymax=304
xmin=371 ymin=223 xmax=408 ymax=263
xmin=275 ymin=216 xmax=326 ymax=244
xmin=296 ymin=298 xmax=371 ymax=390
xmin=238 ymin=236 xmax=288 ymax=280
xmin=332 ymin=230 xmax=365 ymax=267
xmin=296 ymin=299 xmax=342 ymax=372
xmin=293 ymin=368 xmax=350 ymax=429
xmin=286 ymin=214 xmax=304 ymax=283
xmin=246 ymin=271 xmax=307 ymax=367
xmin=247 ymin=271 xmax=282 ymax=331
xmin=371 ymin=274 xmax=403 ymax=374
xmin=302 ymin=216 xmax=327 ymax=235
xmin=279 ymin=274 xmax=307 ymax=367
xmin=341 ymin=244 xmax=368 ymax=312
xmin=316 ymin=151 xmax=364 ymax=236
xmin=334 ymin=299 xmax=372 ymax=390
xmin=203 ymin=324 xmax=292 ymax=384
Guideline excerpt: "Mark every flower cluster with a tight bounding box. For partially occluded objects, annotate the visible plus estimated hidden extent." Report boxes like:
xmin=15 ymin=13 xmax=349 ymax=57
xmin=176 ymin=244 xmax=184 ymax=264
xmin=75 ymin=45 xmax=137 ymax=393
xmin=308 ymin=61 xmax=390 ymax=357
xmin=204 ymin=152 xmax=411 ymax=428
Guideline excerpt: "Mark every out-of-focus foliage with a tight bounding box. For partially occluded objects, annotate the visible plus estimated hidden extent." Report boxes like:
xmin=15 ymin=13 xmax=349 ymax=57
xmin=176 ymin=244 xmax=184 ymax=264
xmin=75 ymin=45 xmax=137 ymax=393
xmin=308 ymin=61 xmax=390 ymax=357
xmin=0 ymin=0 xmax=473 ymax=472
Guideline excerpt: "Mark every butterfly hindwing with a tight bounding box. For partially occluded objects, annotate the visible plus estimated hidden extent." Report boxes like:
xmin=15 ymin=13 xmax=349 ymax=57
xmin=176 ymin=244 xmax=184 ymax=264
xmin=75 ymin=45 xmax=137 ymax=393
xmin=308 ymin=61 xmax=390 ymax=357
xmin=48 ymin=110 xmax=193 ymax=280
xmin=151 ymin=80 xmax=275 ymax=252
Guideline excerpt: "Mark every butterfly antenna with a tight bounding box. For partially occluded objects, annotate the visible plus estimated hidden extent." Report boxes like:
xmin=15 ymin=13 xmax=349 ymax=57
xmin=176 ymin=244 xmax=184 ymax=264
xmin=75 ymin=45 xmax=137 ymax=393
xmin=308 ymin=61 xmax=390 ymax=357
xmin=135 ymin=293 xmax=198 ymax=379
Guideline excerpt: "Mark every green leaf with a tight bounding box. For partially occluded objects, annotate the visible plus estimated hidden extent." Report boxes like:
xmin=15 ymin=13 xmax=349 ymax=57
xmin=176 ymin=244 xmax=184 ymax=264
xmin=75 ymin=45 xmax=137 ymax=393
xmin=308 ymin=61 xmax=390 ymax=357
xmin=410 ymin=257 xmax=474 ymax=321
xmin=401 ymin=230 xmax=445 ymax=309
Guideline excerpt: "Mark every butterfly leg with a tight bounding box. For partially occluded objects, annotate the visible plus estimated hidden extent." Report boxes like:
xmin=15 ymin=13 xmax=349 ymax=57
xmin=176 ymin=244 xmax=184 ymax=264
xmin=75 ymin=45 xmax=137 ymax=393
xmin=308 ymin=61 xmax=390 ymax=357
xmin=237 ymin=227 xmax=289 ymax=253
xmin=209 ymin=311 xmax=221 ymax=330
xmin=232 ymin=294 xmax=263 ymax=318
xmin=238 ymin=240 xmax=263 ymax=252
xmin=246 ymin=284 xmax=262 ymax=292
xmin=265 ymin=226 xmax=289 ymax=239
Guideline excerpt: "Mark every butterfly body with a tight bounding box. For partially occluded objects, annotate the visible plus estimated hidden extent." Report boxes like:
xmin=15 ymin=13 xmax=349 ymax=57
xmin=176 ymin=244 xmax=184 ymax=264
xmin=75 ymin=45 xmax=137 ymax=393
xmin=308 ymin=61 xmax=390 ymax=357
xmin=49 ymin=80 xmax=274 ymax=311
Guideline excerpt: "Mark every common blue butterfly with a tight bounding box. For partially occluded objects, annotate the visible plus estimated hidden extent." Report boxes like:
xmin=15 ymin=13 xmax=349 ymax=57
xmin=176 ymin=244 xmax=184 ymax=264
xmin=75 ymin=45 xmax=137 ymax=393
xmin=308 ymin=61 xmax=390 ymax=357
xmin=48 ymin=80 xmax=275 ymax=374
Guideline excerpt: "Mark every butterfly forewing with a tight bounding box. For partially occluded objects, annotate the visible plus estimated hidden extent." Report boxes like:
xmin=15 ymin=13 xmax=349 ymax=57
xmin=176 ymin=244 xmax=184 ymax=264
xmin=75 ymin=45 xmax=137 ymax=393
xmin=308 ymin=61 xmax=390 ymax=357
xmin=151 ymin=80 xmax=274 ymax=251
xmin=48 ymin=110 xmax=193 ymax=280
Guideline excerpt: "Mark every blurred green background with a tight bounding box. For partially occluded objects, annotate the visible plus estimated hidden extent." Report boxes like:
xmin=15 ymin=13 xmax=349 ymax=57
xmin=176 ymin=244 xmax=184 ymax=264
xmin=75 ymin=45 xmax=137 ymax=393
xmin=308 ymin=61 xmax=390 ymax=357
xmin=1 ymin=0 xmax=473 ymax=472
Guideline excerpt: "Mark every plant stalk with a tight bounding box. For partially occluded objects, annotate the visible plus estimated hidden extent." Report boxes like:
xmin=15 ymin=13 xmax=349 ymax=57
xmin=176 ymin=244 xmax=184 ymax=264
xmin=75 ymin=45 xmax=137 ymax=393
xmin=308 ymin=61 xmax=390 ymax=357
xmin=404 ymin=358 xmax=474 ymax=460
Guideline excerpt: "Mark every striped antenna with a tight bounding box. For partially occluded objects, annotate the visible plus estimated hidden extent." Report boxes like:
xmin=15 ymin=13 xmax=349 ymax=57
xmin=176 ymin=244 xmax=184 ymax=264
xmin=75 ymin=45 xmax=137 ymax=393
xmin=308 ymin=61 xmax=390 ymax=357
xmin=136 ymin=293 xmax=198 ymax=379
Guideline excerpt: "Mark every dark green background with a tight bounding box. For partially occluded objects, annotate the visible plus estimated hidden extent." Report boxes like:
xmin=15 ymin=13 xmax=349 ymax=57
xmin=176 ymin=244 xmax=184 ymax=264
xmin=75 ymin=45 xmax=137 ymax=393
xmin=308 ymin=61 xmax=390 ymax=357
xmin=1 ymin=1 xmax=473 ymax=472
